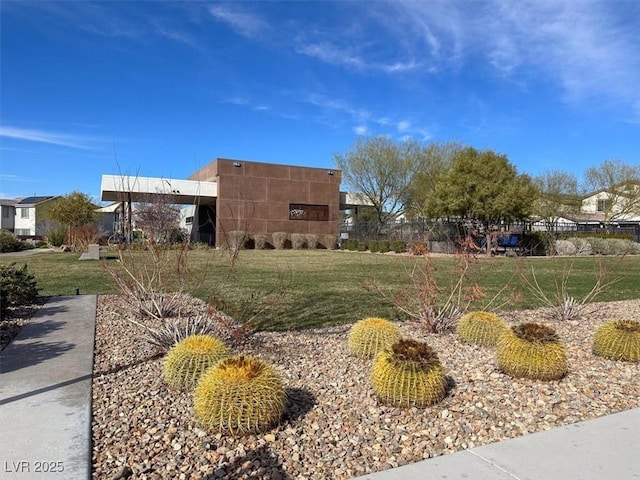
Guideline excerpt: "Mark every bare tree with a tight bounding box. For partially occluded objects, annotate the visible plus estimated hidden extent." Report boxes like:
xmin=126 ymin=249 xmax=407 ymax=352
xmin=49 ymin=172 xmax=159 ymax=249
xmin=134 ymin=192 xmax=181 ymax=243
xmin=334 ymin=136 xmax=426 ymax=228
xmin=533 ymin=170 xmax=580 ymax=255
xmin=584 ymin=158 xmax=640 ymax=227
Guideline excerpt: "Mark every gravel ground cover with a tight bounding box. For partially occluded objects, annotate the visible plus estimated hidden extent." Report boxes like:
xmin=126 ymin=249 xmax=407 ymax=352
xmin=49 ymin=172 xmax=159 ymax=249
xmin=0 ymin=300 xmax=46 ymax=352
xmin=92 ymin=295 xmax=640 ymax=480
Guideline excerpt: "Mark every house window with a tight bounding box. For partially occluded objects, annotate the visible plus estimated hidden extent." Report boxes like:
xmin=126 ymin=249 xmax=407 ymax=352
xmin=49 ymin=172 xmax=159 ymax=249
xmin=1 ymin=206 xmax=9 ymax=218
xmin=20 ymin=208 xmax=29 ymax=218
xmin=289 ymin=203 xmax=329 ymax=221
xmin=186 ymin=216 xmax=194 ymax=224
xmin=15 ymin=228 xmax=31 ymax=236
xmin=596 ymin=199 xmax=611 ymax=212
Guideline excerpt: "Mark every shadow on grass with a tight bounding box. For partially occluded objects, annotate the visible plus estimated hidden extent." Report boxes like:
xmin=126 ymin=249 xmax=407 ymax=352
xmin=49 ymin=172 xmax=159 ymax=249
xmin=202 ymin=444 xmax=290 ymax=479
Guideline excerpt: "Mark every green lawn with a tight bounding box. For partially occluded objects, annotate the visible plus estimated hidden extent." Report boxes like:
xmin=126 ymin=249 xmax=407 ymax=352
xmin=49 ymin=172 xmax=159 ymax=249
xmin=6 ymin=249 xmax=640 ymax=331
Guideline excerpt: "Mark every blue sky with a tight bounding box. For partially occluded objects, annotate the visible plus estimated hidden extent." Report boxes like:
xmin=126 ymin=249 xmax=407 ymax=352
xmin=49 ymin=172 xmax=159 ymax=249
xmin=1 ymin=0 xmax=639 ymax=202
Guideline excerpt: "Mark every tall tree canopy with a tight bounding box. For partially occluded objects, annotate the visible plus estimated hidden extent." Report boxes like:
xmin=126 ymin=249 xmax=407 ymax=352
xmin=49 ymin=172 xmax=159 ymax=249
xmin=403 ymin=141 xmax=465 ymax=218
xmin=426 ymin=147 xmax=537 ymax=254
xmin=584 ymin=158 xmax=640 ymax=225
xmin=334 ymin=136 xmax=425 ymax=226
xmin=49 ymin=191 xmax=97 ymax=247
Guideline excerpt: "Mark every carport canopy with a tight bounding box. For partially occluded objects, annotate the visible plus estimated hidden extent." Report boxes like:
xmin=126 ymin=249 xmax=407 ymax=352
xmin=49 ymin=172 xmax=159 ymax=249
xmin=100 ymin=174 xmax=217 ymax=205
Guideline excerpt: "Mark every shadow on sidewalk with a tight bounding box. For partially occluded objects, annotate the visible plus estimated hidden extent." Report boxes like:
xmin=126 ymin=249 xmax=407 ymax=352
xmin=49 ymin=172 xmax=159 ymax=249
xmin=0 ymin=373 xmax=91 ymax=405
xmin=0 ymin=339 xmax=75 ymax=373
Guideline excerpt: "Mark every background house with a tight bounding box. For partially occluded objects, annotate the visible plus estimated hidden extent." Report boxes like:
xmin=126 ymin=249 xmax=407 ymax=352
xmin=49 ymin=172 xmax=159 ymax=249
xmin=0 ymin=199 xmax=17 ymax=232
xmin=13 ymin=196 xmax=59 ymax=238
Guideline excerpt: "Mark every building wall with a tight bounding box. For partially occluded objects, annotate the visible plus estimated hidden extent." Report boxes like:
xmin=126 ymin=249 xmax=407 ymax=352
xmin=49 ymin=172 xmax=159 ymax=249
xmin=189 ymin=158 xmax=341 ymax=246
xmin=14 ymin=206 xmax=36 ymax=236
xmin=1 ymin=205 xmax=15 ymax=232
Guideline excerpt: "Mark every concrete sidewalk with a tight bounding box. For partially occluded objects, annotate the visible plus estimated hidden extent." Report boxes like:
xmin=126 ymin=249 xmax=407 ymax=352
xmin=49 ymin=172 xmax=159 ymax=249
xmin=354 ymin=407 xmax=640 ymax=480
xmin=0 ymin=295 xmax=96 ymax=480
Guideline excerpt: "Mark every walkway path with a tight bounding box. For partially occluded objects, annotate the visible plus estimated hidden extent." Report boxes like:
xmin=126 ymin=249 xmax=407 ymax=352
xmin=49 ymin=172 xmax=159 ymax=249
xmin=353 ymin=404 xmax=640 ymax=480
xmin=0 ymin=295 xmax=96 ymax=480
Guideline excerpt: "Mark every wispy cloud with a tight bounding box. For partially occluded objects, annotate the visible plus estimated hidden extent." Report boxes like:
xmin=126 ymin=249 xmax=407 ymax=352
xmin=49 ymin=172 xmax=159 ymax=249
xmin=208 ymin=5 xmax=268 ymax=38
xmin=297 ymin=42 xmax=419 ymax=74
xmin=0 ymin=126 xmax=102 ymax=150
xmin=0 ymin=174 xmax=38 ymax=183
xmin=304 ymin=93 xmax=432 ymax=140
xmin=387 ymin=0 xmax=640 ymax=113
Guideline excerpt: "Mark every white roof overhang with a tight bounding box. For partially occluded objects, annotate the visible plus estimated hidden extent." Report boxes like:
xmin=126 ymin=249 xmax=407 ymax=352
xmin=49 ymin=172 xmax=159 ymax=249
xmin=100 ymin=175 xmax=217 ymax=205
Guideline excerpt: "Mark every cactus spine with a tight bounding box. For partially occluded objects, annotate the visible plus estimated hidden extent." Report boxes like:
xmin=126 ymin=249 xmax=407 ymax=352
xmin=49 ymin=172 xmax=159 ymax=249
xmin=372 ymin=339 xmax=447 ymax=407
xmin=592 ymin=320 xmax=640 ymax=362
xmin=193 ymin=355 xmax=286 ymax=435
xmin=496 ymin=323 xmax=567 ymax=381
xmin=457 ymin=311 xmax=507 ymax=347
xmin=162 ymin=334 xmax=230 ymax=390
xmin=348 ymin=317 xmax=401 ymax=359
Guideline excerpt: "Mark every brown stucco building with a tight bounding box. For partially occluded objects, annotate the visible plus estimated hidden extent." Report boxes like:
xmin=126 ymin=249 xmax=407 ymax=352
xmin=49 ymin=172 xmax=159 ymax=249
xmin=188 ymin=158 xmax=342 ymax=246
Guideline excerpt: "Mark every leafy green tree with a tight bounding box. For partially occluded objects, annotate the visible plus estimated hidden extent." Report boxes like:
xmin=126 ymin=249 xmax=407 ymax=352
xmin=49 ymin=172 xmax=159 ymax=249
xmin=533 ymin=170 xmax=580 ymax=255
xmin=334 ymin=136 xmax=426 ymax=228
xmin=49 ymin=191 xmax=97 ymax=247
xmin=425 ymin=147 xmax=537 ymax=255
xmin=403 ymin=141 xmax=465 ymax=218
xmin=584 ymin=158 xmax=640 ymax=226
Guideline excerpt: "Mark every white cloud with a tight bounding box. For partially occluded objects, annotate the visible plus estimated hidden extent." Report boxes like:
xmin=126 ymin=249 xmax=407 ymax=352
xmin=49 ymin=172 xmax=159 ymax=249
xmin=208 ymin=5 xmax=268 ymax=38
xmin=297 ymin=42 xmax=419 ymax=74
xmin=387 ymin=0 xmax=640 ymax=112
xmin=0 ymin=126 xmax=101 ymax=150
xmin=397 ymin=121 xmax=411 ymax=132
xmin=353 ymin=125 xmax=368 ymax=135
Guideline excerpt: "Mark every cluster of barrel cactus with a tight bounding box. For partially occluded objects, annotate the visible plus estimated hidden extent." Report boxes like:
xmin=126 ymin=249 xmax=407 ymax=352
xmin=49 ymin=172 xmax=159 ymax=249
xmin=158 ymin=310 xmax=639 ymax=438
xmin=162 ymin=335 xmax=286 ymax=435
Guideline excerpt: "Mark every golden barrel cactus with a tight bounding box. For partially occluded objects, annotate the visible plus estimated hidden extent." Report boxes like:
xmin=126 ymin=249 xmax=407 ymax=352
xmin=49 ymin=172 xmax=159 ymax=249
xmin=496 ymin=323 xmax=567 ymax=381
xmin=457 ymin=311 xmax=507 ymax=347
xmin=372 ymin=339 xmax=448 ymax=408
xmin=193 ymin=355 xmax=286 ymax=435
xmin=162 ymin=334 xmax=230 ymax=391
xmin=348 ymin=317 xmax=401 ymax=359
xmin=592 ymin=320 xmax=640 ymax=362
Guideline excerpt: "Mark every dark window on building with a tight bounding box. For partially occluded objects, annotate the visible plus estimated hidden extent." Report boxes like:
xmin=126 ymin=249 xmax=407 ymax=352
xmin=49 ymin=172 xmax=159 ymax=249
xmin=1 ymin=206 xmax=10 ymax=218
xmin=289 ymin=203 xmax=329 ymax=221
xmin=20 ymin=208 xmax=29 ymax=219
xmin=186 ymin=216 xmax=194 ymax=224
xmin=597 ymin=199 xmax=611 ymax=212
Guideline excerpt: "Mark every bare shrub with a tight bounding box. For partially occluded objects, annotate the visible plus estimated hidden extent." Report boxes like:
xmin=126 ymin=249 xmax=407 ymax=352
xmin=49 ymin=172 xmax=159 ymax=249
xmin=253 ymin=234 xmax=268 ymax=250
xmin=365 ymin=255 xmax=488 ymax=334
xmin=305 ymin=234 xmax=319 ymax=249
xmin=227 ymin=230 xmax=247 ymax=250
xmin=291 ymin=233 xmax=306 ymax=249
xmin=272 ymin=232 xmax=288 ymax=249
xmin=567 ymin=238 xmax=592 ymax=256
xmin=555 ymin=240 xmax=577 ymax=256
xmin=519 ymin=258 xmax=624 ymax=320
xmin=323 ymin=234 xmax=338 ymax=250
